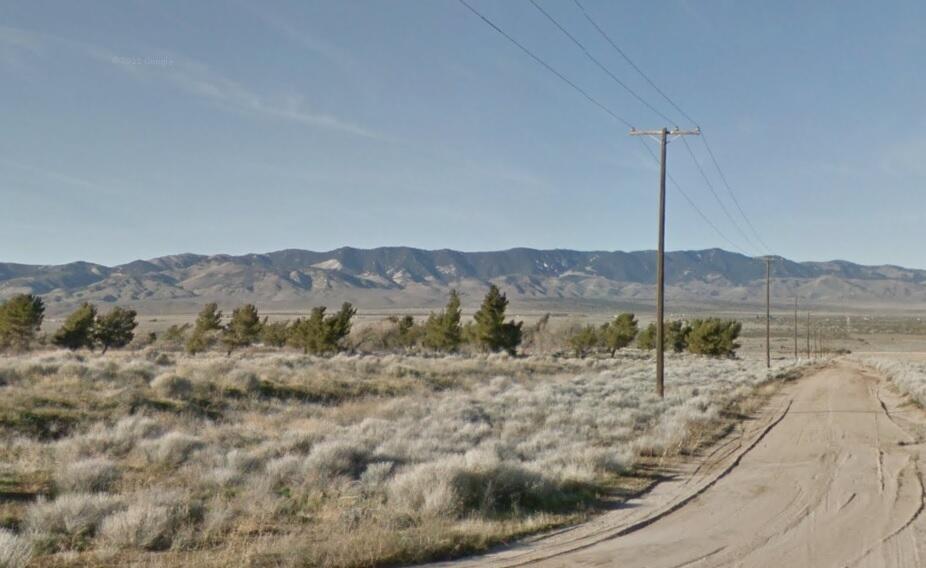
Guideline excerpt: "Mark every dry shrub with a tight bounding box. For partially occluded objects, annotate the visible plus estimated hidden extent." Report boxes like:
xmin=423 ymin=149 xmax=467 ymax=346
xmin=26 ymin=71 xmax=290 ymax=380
xmin=305 ymin=440 xmax=370 ymax=480
xmin=0 ymin=529 xmax=32 ymax=568
xmin=25 ymin=493 xmax=124 ymax=551
xmin=98 ymin=489 xmax=193 ymax=551
xmin=55 ymin=457 xmax=120 ymax=493
xmin=141 ymin=432 xmax=204 ymax=467
xmin=150 ymin=373 xmax=193 ymax=400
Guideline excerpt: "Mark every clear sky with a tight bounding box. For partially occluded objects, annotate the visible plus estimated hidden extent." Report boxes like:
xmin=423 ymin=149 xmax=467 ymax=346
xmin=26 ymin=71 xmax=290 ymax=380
xmin=2 ymin=1 xmax=924 ymax=268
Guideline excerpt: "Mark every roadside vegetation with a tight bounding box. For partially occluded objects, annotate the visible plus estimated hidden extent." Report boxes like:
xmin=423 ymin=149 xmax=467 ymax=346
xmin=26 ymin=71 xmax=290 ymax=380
xmin=0 ymin=286 xmax=778 ymax=567
xmin=0 ymin=348 xmax=803 ymax=567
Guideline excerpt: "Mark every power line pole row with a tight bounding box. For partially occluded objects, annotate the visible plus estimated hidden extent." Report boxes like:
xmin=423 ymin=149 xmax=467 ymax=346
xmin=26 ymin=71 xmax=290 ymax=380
xmin=763 ymin=256 xmax=774 ymax=369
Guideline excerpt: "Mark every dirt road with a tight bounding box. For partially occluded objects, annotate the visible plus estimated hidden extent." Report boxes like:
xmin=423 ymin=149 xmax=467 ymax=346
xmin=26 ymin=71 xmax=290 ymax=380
xmin=438 ymin=363 xmax=926 ymax=567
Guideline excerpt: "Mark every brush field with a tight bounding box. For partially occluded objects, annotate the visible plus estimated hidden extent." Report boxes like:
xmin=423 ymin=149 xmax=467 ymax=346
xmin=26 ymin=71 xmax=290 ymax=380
xmin=0 ymin=349 xmax=805 ymax=567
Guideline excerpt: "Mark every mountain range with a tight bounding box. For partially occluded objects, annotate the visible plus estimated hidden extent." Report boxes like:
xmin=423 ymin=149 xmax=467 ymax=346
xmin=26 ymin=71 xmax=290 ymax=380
xmin=2 ymin=247 xmax=925 ymax=315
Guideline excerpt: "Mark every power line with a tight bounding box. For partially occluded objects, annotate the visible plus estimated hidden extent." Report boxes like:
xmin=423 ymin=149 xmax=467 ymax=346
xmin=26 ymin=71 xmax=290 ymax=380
xmin=528 ymin=0 xmax=677 ymax=126
xmin=572 ymin=0 xmax=698 ymax=128
xmin=530 ymin=0 xmax=756 ymax=255
xmin=680 ymin=136 xmax=760 ymax=254
xmin=637 ymin=138 xmax=750 ymax=256
xmin=455 ymin=0 xmax=634 ymax=129
xmin=456 ymin=0 xmax=753 ymax=256
xmin=572 ymin=0 xmax=773 ymax=254
xmin=700 ymin=132 xmax=773 ymax=253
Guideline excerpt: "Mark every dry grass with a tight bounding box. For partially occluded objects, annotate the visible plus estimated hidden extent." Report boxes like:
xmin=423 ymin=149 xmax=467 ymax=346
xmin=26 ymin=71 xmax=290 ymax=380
xmin=0 ymin=349 xmax=807 ymax=567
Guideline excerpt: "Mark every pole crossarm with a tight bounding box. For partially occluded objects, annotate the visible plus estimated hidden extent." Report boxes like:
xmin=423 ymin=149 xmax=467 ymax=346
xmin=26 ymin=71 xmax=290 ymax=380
xmin=630 ymin=128 xmax=701 ymax=144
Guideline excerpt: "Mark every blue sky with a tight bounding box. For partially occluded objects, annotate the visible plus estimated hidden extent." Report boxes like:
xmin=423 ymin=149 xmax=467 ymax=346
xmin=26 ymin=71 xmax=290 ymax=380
xmin=2 ymin=1 xmax=924 ymax=268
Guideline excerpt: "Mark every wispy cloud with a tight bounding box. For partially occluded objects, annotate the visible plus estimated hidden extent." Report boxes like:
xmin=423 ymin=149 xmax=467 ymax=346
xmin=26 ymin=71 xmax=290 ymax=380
xmin=0 ymin=158 xmax=122 ymax=197
xmin=111 ymin=52 xmax=381 ymax=139
xmin=0 ymin=25 xmax=380 ymax=139
xmin=239 ymin=2 xmax=355 ymax=69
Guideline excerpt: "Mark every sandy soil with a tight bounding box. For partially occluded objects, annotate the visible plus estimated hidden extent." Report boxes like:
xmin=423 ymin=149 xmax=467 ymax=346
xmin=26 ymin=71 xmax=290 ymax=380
xmin=433 ymin=362 xmax=926 ymax=567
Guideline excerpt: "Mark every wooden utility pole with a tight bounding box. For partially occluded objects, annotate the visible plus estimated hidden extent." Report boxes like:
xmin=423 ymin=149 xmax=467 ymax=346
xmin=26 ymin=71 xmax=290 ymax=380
xmin=794 ymin=297 xmax=798 ymax=361
xmin=806 ymin=313 xmax=811 ymax=358
xmin=629 ymin=127 xmax=700 ymax=398
xmin=762 ymin=256 xmax=774 ymax=368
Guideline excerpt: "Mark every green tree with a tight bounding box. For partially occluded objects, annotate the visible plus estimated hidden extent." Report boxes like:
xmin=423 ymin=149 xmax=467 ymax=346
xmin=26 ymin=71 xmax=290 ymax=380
xmin=163 ymin=323 xmax=191 ymax=347
xmin=194 ymin=303 xmax=223 ymax=332
xmin=423 ymin=289 xmax=463 ymax=352
xmin=289 ymin=303 xmax=356 ymax=355
xmin=601 ymin=313 xmax=638 ymax=356
xmin=0 ymin=294 xmax=45 ymax=351
xmin=260 ymin=319 xmax=291 ymax=348
xmin=53 ymin=302 xmax=97 ymax=350
xmin=327 ymin=303 xmax=356 ymax=349
xmin=95 ymin=307 xmax=138 ymax=353
xmin=568 ymin=324 xmax=599 ymax=358
xmin=384 ymin=315 xmax=423 ymax=350
xmin=472 ymin=285 xmax=523 ymax=355
xmin=687 ymin=318 xmax=742 ymax=357
xmin=186 ymin=303 xmax=223 ymax=354
xmin=637 ymin=320 xmax=691 ymax=353
xmin=221 ymin=304 xmax=262 ymax=355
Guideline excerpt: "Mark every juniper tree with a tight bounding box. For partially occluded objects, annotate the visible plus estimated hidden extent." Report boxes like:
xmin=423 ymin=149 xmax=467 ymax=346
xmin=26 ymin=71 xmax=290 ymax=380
xmin=194 ymin=303 xmax=223 ymax=332
xmin=186 ymin=303 xmax=223 ymax=354
xmin=53 ymin=302 xmax=97 ymax=350
xmin=260 ymin=319 xmax=291 ymax=348
xmin=602 ymin=313 xmax=639 ymax=356
xmin=472 ymin=285 xmax=522 ymax=355
xmin=327 ymin=303 xmax=356 ymax=349
xmin=637 ymin=320 xmax=691 ymax=353
xmin=221 ymin=304 xmax=262 ymax=355
xmin=568 ymin=324 xmax=599 ymax=358
xmin=423 ymin=289 xmax=463 ymax=352
xmin=95 ymin=307 xmax=138 ymax=353
xmin=289 ymin=303 xmax=356 ymax=355
xmin=0 ymin=294 xmax=45 ymax=351
xmin=163 ymin=323 xmax=191 ymax=347
xmin=687 ymin=318 xmax=742 ymax=357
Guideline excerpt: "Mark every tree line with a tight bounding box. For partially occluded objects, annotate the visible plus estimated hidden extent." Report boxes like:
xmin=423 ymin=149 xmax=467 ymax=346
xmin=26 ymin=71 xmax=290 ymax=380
xmin=0 ymin=295 xmax=138 ymax=353
xmin=0 ymin=285 xmax=741 ymax=358
xmin=568 ymin=316 xmax=742 ymax=358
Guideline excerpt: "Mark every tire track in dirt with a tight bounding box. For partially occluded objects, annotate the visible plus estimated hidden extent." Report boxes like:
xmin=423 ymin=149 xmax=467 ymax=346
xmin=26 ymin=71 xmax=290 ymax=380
xmin=433 ymin=363 xmax=926 ymax=568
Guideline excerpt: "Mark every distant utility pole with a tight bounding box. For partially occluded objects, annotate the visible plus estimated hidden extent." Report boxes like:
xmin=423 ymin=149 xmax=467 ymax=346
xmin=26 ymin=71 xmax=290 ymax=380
xmin=629 ymin=127 xmax=700 ymax=398
xmin=794 ymin=297 xmax=798 ymax=361
xmin=763 ymin=256 xmax=775 ymax=368
xmin=806 ymin=313 xmax=811 ymax=358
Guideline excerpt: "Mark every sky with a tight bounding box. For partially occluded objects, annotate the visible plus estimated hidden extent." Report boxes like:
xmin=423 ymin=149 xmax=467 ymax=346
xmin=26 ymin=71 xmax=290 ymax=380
xmin=2 ymin=1 xmax=925 ymax=268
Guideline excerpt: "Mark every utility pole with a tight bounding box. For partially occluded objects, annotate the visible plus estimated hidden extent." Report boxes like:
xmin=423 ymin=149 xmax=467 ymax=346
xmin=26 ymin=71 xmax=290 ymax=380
xmin=806 ymin=313 xmax=811 ymax=358
xmin=762 ymin=256 xmax=774 ymax=368
xmin=794 ymin=296 xmax=798 ymax=361
xmin=629 ymin=127 xmax=700 ymax=398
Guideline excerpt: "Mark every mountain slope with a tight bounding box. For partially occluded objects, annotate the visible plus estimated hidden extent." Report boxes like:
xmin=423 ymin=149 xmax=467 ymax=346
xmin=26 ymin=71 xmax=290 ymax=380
xmin=2 ymin=247 xmax=925 ymax=314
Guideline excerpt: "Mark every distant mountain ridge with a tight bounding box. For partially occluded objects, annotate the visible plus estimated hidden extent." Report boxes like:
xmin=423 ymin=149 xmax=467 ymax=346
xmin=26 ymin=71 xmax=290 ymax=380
xmin=2 ymin=247 xmax=925 ymax=314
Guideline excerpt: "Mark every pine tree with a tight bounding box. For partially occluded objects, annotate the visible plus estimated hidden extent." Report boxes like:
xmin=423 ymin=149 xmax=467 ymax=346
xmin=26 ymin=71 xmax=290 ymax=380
xmin=423 ymin=289 xmax=463 ymax=352
xmin=568 ymin=324 xmax=599 ymax=358
xmin=221 ymin=304 xmax=262 ymax=355
xmin=637 ymin=320 xmax=690 ymax=353
xmin=0 ymin=294 xmax=45 ymax=351
xmin=289 ymin=303 xmax=356 ymax=355
xmin=260 ymin=319 xmax=291 ymax=348
xmin=194 ymin=303 xmax=223 ymax=332
xmin=186 ymin=303 xmax=224 ymax=354
xmin=687 ymin=318 xmax=742 ymax=357
xmin=472 ymin=285 xmax=523 ymax=355
xmin=327 ymin=303 xmax=356 ymax=349
xmin=95 ymin=307 xmax=138 ymax=353
xmin=602 ymin=313 xmax=638 ymax=356
xmin=53 ymin=302 xmax=97 ymax=350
